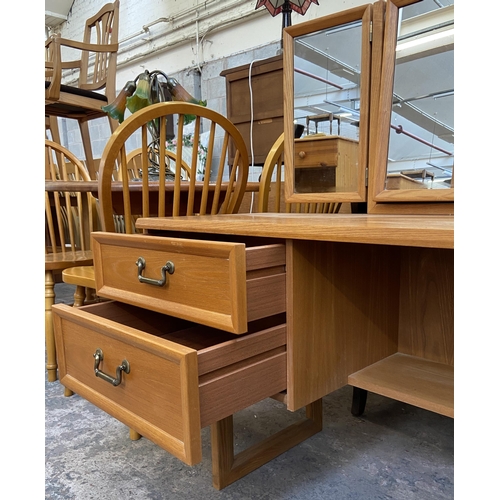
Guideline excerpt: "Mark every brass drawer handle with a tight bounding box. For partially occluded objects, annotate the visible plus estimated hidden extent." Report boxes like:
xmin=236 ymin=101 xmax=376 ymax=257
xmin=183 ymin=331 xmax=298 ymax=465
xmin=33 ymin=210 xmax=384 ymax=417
xmin=135 ymin=256 xmax=175 ymax=287
xmin=93 ymin=348 xmax=130 ymax=386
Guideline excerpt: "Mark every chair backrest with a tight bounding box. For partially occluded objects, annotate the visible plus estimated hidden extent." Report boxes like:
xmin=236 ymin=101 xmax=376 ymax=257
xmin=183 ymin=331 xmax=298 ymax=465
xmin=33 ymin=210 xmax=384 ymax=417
xmin=97 ymin=101 xmax=249 ymax=233
xmin=126 ymin=148 xmax=192 ymax=181
xmin=45 ymin=0 xmax=119 ymax=101
xmin=258 ymin=133 xmax=342 ymax=214
xmin=45 ymin=140 xmax=96 ymax=254
xmin=80 ymin=1 xmax=120 ymax=97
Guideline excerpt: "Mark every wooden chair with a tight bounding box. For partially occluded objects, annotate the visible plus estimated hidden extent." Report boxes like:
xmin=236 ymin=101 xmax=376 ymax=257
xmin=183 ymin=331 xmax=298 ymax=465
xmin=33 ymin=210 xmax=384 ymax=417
xmin=125 ymin=148 xmax=192 ymax=181
xmin=45 ymin=1 xmax=120 ymax=177
xmin=97 ymin=101 xmax=249 ymax=231
xmin=45 ymin=140 xmax=96 ymax=382
xmin=258 ymin=133 xmax=342 ymax=214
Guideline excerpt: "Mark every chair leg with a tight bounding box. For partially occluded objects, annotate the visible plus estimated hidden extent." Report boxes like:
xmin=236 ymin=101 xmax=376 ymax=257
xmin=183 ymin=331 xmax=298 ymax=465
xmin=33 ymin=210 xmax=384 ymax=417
xmin=78 ymin=120 xmax=96 ymax=180
xmin=210 ymin=398 xmax=322 ymax=490
xmin=129 ymin=429 xmax=142 ymax=441
xmin=45 ymin=271 xmax=57 ymax=382
xmin=73 ymin=285 xmax=86 ymax=307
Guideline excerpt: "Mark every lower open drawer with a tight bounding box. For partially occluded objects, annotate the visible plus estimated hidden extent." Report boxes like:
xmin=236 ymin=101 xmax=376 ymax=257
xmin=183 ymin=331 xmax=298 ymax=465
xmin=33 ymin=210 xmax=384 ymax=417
xmin=52 ymin=301 xmax=287 ymax=465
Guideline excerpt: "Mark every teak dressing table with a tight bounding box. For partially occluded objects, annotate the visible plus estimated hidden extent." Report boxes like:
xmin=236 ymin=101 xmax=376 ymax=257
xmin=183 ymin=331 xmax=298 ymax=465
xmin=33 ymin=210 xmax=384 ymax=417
xmin=53 ymin=213 xmax=453 ymax=488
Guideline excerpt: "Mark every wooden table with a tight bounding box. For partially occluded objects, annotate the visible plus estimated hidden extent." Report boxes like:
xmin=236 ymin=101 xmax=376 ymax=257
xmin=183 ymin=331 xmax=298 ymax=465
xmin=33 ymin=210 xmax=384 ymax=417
xmin=45 ymin=180 xmax=260 ymax=247
xmin=136 ymin=213 xmax=454 ymax=417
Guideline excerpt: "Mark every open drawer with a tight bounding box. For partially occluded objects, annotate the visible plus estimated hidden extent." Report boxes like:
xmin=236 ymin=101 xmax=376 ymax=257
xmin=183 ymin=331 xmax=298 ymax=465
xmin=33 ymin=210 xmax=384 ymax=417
xmin=53 ymin=301 xmax=287 ymax=466
xmin=92 ymin=233 xmax=286 ymax=334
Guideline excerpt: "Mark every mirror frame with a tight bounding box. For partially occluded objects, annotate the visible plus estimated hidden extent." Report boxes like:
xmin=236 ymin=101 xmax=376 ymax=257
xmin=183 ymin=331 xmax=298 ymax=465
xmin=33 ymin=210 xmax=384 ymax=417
xmin=367 ymin=0 xmax=454 ymax=214
xmin=283 ymin=4 xmax=373 ymax=204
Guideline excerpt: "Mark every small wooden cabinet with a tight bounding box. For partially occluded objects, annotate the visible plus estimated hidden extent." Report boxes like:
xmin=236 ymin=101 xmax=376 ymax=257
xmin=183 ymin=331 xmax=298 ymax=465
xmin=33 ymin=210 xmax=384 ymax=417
xmin=294 ymin=136 xmax=359 ymax=193
xmin=220 ymin=55 xmax=283 ymax=165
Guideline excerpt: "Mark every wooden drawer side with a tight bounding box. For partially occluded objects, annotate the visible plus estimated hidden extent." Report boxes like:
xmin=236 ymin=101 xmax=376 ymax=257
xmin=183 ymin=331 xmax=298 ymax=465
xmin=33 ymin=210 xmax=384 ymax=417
xmin=246 ymin=243 xmax=286 ymax=321
xmin=199 ymin=348 xmax=287 ymax=428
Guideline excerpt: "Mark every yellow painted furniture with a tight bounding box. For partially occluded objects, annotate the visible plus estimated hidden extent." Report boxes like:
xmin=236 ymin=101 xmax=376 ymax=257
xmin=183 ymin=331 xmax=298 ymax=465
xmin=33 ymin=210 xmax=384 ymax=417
xmin=45 ymin=1 xmax=120 ymax=177
xmin=45 ymin=140 xmax=96 ymax=382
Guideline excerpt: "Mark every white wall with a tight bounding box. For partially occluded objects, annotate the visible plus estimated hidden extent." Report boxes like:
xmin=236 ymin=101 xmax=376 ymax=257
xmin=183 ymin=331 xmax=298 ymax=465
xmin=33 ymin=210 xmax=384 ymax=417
xmin=47 ymin=0 xmax=371 ymax=176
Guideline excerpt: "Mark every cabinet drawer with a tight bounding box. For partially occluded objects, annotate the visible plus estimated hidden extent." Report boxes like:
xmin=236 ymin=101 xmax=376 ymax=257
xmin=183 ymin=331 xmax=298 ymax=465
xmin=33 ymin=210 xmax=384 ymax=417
xmin=295 ymin=137 xmax=339 ymax=168
xmin=53 ymin=301 xmax=287 ymax=466
xmin=92 ymin=233 xmax=286 ymax=334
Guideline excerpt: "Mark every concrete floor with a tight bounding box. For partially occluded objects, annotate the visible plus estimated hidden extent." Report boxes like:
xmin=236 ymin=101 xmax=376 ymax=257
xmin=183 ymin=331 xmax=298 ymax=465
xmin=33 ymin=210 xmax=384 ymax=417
xmin=45 ymin=283 xmax=454 ymax=499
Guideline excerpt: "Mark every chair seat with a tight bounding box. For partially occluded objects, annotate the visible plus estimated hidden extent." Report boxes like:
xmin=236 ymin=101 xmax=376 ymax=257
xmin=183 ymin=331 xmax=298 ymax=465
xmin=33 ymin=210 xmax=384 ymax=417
xmin=45 ymin=251 xmax=94 ymax=272
xmin=62 ymin=265 xmax=96 ymax=288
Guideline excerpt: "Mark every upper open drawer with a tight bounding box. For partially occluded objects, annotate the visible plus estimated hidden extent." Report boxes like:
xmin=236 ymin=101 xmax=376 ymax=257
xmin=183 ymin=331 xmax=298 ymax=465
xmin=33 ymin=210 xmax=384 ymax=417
xmin=92 ymin=232 xmax=286 ymax=334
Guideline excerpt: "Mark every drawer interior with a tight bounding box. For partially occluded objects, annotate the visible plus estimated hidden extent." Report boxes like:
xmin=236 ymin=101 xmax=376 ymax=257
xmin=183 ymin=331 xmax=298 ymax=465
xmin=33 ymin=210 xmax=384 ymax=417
xmin=82 ymin=301 xmax=286 ymax=351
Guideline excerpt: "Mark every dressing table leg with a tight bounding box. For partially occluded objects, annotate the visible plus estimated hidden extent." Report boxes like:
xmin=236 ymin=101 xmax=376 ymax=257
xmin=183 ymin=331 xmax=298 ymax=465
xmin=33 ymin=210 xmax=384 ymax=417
xmin=351 ymin=387 xmax=368 ymax=416
xmin=211 ymin=398 xmax=322 ymax=490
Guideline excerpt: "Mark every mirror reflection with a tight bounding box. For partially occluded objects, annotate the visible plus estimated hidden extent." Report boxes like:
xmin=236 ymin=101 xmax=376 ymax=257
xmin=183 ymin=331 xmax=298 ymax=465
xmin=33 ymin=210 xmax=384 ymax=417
xmin=385 ymin=0 xmax=454 ymax=190
xmin=293 ymin=20 xmax=363 ymax=194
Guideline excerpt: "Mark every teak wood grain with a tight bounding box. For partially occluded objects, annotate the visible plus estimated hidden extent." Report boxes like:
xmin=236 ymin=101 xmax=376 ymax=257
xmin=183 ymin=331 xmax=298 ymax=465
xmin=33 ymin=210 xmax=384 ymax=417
xmin=136 ymin=214 xmax=454 ymax=249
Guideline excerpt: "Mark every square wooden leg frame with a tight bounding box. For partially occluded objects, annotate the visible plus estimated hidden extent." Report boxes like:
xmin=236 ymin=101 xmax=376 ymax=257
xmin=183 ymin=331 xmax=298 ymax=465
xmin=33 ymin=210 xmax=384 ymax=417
xmin=211 ymin=398 xmax=322 ymax=490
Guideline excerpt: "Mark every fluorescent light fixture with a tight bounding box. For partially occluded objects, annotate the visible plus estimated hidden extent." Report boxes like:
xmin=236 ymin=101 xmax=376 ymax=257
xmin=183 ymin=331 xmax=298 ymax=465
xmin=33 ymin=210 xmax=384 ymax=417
xmin=396 ymin=28 xmax=454 ymax=52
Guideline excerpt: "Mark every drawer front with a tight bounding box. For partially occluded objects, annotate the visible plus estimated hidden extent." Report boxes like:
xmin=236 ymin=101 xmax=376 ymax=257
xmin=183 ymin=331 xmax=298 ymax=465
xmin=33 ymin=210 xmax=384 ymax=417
xmin=92 ymin=233 xmax=286 ymax=334
xmin=295 ymin=138 xmax=339 ymax=168
xmin=53 ymin=302 xmax=287 ymax=466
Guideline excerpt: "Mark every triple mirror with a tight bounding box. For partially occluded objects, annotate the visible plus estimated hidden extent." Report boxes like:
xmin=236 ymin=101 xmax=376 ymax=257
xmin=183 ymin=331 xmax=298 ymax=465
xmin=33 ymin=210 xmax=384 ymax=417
xmin=283 ymin=5 xmax=373 ymax=204
xmin=283 ymin=0 xmax=454 ymax=214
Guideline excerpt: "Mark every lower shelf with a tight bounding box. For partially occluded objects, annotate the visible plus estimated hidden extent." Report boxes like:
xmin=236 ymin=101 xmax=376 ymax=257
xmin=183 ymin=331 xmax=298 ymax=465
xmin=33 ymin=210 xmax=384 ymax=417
xmin=347 ymin=353 xmax=454 ymax=418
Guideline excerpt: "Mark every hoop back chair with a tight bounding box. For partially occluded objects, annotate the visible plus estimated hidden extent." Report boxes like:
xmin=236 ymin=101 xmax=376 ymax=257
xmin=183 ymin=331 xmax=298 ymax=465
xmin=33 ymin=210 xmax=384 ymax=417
xmin=45 ymin=140 xmax=96 ymax=382
xmin=98 ymin=101 xmax=249 ymax=232
xmin=125 ymin=147 xmax=192 ymax=181
xmin=258 ymin=133 xmax=342 ymax=214
xmin=45 ymin=1 xmax=120 ymax=177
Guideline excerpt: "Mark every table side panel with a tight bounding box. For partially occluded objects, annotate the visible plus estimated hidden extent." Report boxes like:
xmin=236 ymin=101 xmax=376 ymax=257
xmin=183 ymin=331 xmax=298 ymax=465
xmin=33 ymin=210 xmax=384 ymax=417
xmin=398 ymin=247 xmax=454 ymax=365
xmin=286 ymin=240 xmax=401 ymax=410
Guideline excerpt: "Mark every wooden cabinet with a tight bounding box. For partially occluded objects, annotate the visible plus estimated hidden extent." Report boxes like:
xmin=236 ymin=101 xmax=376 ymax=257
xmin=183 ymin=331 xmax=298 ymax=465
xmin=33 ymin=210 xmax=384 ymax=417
xmin=220 ymin=55 xmax=283 ymax=165
xmin=294 ymin=136 xmax=359 ymax=193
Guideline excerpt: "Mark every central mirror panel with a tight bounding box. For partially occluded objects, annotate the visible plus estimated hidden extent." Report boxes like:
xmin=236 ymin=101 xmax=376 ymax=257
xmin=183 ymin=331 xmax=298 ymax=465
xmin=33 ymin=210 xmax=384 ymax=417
xmin=283 ymin=5 xmax=372 ymax=204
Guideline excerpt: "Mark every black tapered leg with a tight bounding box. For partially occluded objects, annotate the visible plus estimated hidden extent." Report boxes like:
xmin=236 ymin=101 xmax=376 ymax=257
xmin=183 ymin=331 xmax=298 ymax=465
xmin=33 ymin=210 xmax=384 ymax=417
xmin=351 ymin=387 xmax=368 ymax=416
